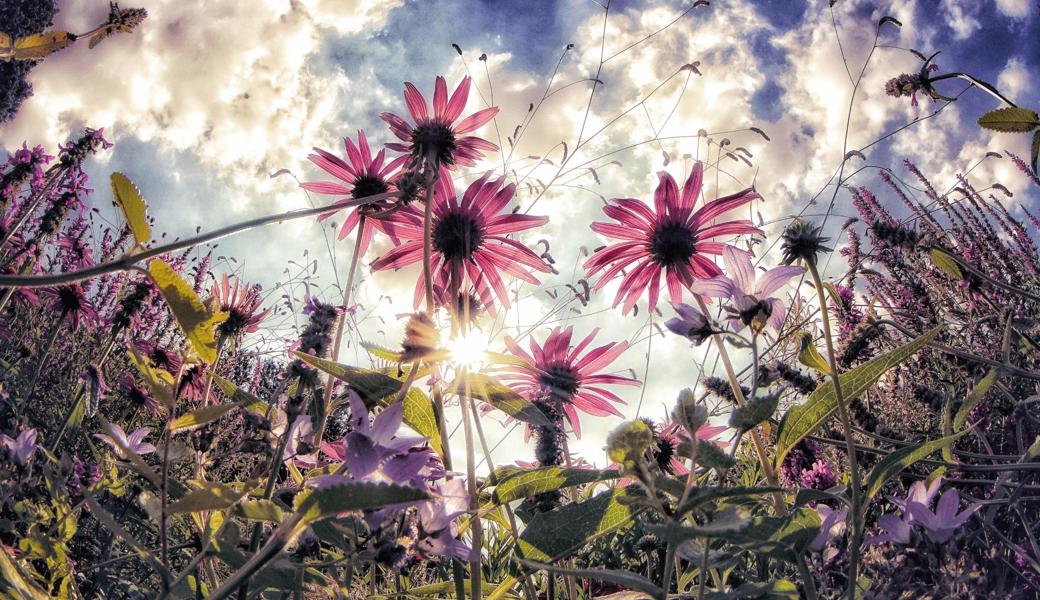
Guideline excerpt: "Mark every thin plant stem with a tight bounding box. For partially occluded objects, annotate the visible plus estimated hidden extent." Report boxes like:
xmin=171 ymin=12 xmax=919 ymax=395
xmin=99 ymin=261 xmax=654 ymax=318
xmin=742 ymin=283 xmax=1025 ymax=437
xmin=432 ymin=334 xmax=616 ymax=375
xmin=0 ymin=191 xmax=396 ymax=288
xmin=314 ymin=216 xmax=366 ymax=450
xmin=694 ymin=295 xmax=786 ymax=514
xmin=24 ymin=311 xmax=65 ymax=401
xmin=421 ymin=169 xmax=437 ymax=315
xmin=805 ymin=261 xmax=862 ymax=600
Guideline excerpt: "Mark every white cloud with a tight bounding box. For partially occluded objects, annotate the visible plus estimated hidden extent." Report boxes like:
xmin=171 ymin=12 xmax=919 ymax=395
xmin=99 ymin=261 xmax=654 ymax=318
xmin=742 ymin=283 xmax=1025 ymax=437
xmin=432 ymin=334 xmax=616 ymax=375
xmin=995 ymin=0 xmax=1033 ymax=18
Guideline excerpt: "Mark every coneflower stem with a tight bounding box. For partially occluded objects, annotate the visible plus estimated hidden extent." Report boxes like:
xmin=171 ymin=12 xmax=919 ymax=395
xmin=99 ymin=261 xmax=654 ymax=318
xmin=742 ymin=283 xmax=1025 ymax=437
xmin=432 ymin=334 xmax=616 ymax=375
xmin=420 ymin=169 xmax=437 ymax=314
xmin=694 ymin=295 xmax=786 ymax=514
xmin=24 ymin=311 xmax=66 ymax=402
xmin=314 ymin=215 xmax=366 ymax=451
xmin=805 ymin=261 xmax=862 ymax=600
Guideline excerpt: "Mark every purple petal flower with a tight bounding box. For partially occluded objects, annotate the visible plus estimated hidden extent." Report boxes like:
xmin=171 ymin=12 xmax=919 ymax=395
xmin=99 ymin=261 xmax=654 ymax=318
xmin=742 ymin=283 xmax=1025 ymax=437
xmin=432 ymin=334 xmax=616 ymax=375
xmin=866 ymin=513 xmax=912 ymax=546
xmin=809 ymin=505 xmax=848 ymax=552
xmin=906 ymin=488 xmax=979 ymax=543
xmin=0 ymin=428 xmax=38 ymax=465
xmin=95 ymin=423 xmax=156 ymax=459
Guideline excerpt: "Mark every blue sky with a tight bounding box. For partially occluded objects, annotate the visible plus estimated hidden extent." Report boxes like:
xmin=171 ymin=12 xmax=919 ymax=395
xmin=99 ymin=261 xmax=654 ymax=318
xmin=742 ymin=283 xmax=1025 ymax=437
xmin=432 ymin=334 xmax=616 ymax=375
xmin=2 ymin=0 xmax=1037 ymax=466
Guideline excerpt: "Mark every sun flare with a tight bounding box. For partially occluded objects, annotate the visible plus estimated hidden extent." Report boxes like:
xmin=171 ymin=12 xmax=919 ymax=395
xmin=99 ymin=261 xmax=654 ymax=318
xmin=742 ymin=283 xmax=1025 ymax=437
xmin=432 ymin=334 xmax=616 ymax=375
xmin=446 ymin=329 xmax=492 ymax=371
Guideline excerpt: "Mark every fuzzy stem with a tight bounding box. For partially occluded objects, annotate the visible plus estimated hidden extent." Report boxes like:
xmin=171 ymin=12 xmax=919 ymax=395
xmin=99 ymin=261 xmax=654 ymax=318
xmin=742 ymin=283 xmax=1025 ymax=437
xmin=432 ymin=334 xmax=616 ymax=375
xmin=460 ymin=371 xmax=482 ymax=599
xmin=694 ymin=295 xmax=786 ymax=514
xmin=421 ymin=170 xmax=437 ymax=315
xmin=805 ymin=261 xmax=862 ymax=600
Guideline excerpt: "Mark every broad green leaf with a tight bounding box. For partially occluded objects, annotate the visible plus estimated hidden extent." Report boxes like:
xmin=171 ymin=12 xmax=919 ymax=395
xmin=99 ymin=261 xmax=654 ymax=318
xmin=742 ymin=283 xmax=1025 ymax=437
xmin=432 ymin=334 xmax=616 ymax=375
xmin=686 ymin=438 xmax=736 ymax=472
xmin=167 ymin=481 xmax=254 ymax=514
xmin=149 ymin=259 xmax=226 ymax=363
xmin=362 ymin=342 xmax=403 ymax=363
xmin=703 ymin=579 xmax=800 ymax=599
xmin=977 ymin=107 xmax=1040 ymax=133
xmin=729 ymin=393 xmax=779 ymax=431
xmin=292 ymin=351 xmax=401 ymax=400
xmin=775 ymin=326 xmax=941 ymax=468
xmin=169 ymin=403 xmax=238 ymax=432
xmin=516 ymin=559 xmax=665 ymax=600
xmin=647 ymin=507 xmax=751 ymax=541
xmin=864 ymin=428 xmax=970 ymax=502
xmin=371 ymin=580 xmax=504 ymax=599
xmin=792 ymin=487 xmax=847 ymax=508
xmin=489 ymin=466 xmax=619 ymax=505
xmin=10 ymin=31 xmax=74 ymax=60
xmin=518 ymin=489 xmax=640 ymax=562
xmin=929 ymin=248 xmax=963 ymax=280
xmin=400 ymin=387 xmax=442 ymax=456
xmin=461 ymin=373 xmax=551 ymax=428
xmin=294 ymin=481 xmax=429 ymax=524
xmin=676 ymin=486 xmax=785 ymax=517
xmin=797 ymin=332 xmax=831 ymax=375
xmin=954 ymin=370 xmax=997 ymax=432
xmin=233 ymin=499 xmax=284 ymax=523
xmin=110 ymin=172 xmax=151 ymax=245
xmin=727 ymin=507 xmax=821 ymax=562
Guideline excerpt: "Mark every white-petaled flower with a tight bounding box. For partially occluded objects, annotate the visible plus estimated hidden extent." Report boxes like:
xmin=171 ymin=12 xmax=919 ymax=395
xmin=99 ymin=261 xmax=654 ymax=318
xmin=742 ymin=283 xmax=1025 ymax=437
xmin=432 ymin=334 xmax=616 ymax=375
xmin=94 ymin=423 xmax=156 ymax=459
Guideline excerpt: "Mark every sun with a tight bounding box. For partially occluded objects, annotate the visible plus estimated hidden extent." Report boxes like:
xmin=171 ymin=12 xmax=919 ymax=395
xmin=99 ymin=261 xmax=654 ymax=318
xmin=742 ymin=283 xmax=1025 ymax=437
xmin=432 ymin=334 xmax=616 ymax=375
xmin=446 ymin=328 xmax=492 ymax=371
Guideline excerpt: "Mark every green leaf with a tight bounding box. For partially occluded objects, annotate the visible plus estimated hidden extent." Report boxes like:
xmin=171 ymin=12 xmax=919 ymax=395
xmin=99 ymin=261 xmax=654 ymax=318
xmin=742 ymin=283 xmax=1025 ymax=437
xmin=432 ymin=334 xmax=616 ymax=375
xmin=10 ymin=31 xmax=74 ymax=60
xmin=110 ymin=172 xmax=151 ymax=245
xmin=233 ymin=499 xmax=285 ymax=523
xmin=516 ymin=559 xmax=665 ymax=600
xmin=518 ymin=489 xmax=640 ymax=562
xmin=797 ymin=332 xmax=831 ymax=375
xmin=400 ymin=387 xmax=442 ymax=457
xmin=149 ymin=259 xmax=226 ymax=363
xmin=0 ymin=546 xmax=51 ymax=599
xmin=727 ymin=508 xmax=821 ymax=563
xmin=647 ymin=507 xmax=751 ymax=541
xmin=292 ymin=351 xmax=401 ymax=401
xmin=703 ymin=579 xmax=800 ymax=599
xmin=864 ymin=428 xmax=971 ymax=502
xmin=169 ymin=403 xmax=238 ymax=432
xmin=676 ymin=486 xmax=786 ymax=517
xmin=489 ymin=466 xmax=619 ymax=505
xmin=775 ymin=326 xmax=941 ymax=468
xmin=128 ymin=347 xmax=175 ymax=410
xmin=167 ymin=481 xmax=255 ymax=514
xmin=977 ymin=107 xmax=1040 ymax=133
xmin=461 ymin=373 xmax=551 ymax=428
xmin=929 ymin=248 xmax=963 ymax=280
xmin=954 ymin=369 xmax=997 ymax=431
xmin=294 ymin=481 xmax=429 ymax=524
xmin=729 ymin=393 xmax=779 ymax=432
xmin=361 ymin=342 xmax=403 ymax=363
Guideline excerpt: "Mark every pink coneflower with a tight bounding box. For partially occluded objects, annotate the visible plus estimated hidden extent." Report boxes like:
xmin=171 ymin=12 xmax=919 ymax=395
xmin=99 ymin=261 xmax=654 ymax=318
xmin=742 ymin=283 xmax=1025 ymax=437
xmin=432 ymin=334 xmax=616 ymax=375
xmin=40 ymin=283 xmax=98 ymax=331
xmin=372 ymin=170 xmax=551 ymax=313
xmin=380 ymin=76 xmax=499 ymax=169
xmin=301 ymin=130 xmax=410 ymax=252
xmin=585 ymin=163 xmax=763 ymax=315
xmin=499 ymin=327 xmax=639 ymax=437
xmin=211 ymin=274 xmax=270 ymax=340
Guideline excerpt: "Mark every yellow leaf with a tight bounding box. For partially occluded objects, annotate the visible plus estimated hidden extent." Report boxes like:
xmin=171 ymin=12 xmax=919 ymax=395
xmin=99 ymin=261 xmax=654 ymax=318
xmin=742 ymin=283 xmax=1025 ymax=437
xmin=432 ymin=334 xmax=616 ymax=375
xmin=797 ymin=332 xmax=831 ymax=376
xmin=111 ymin=172 xmax=151 ymax=245
xmin=148 ymin=259 xmax=226 ymax=363
xmin=128 ymin=348 xmax=175 ymax=410
xmin=12 ymin=31 xmax=75 ymax=60
xmin=929 ymin=248 xmax=963 ymax=280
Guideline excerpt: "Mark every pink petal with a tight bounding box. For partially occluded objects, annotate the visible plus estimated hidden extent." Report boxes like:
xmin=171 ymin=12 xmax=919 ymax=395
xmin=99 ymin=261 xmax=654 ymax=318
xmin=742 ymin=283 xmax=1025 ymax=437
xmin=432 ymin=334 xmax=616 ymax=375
xmin=444 ymin=76 xmax=471 ymax=122
xmin=433 ymin=76 xmax=448 ymax=118
xmin=692 ymin=188 xmax=760 ymax=226
xmin=454 ymin=107 xmax=500 ymax=134
xmin=654 ymin=171 xmax=679 ymax=217
xmin=680 ymin=162 xmax=704 ymax=213
xmin=403 ymin=82 xmax=429 ymax=121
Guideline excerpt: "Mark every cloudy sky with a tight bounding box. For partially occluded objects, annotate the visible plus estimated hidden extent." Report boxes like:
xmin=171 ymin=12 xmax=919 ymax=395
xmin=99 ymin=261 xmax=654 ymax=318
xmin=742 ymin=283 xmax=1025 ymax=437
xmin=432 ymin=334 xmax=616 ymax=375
xmin=2 ymin=0 xmax=1038 ymax=468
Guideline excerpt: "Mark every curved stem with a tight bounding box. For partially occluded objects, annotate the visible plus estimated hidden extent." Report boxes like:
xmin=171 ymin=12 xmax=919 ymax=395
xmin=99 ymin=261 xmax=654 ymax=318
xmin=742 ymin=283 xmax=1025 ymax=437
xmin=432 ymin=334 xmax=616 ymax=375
xmin=0 ymin=191 xmax=395 ymax=288
xmin=805 ymin=261 xmax=862 ymax=600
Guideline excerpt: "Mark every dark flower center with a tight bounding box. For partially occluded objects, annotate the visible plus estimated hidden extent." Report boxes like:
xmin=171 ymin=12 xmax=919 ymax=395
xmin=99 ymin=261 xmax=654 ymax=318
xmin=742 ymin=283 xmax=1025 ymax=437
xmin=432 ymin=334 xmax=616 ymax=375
xmin=737 ymin=299 xmax=772 ymax=328
xmin=649 ymin=221 xmax=697 ymax=267
xmin=218 ymin=308 xmax=251 ymax=338
xmin=433 ymin=211 xmax=482 ymax=261
xmin=411 ymin=121 xmax=457 ymax=167
xmin=538 ymin=364 xmax=580 ymax=401
xmin=57 ymin=286 xmax=84 ymax=313
xmin=351 ymin=174 xmax=389 ymax=202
